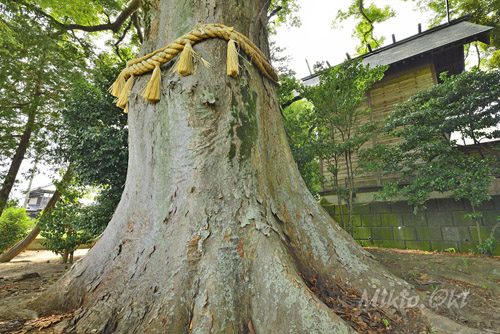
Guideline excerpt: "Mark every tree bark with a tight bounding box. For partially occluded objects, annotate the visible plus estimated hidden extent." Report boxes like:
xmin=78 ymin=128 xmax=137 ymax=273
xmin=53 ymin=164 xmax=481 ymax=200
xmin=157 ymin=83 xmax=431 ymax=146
xmin=0 ymin=166 xmax=72 ymax=262
xmin=30 ymin=1 xmax=482 ymax=333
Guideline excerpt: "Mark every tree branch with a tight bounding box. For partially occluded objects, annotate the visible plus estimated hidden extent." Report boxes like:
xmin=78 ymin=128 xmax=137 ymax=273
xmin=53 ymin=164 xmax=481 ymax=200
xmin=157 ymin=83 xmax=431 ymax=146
xmin=280 ymin=95 xmax=302 ymax=110
xmin=114 ymin=20 xmax=133 ymax=61
xmin=104 ymin=11 xmax=112 ymax=25
xmin=267 ymin=6 xmax=282 ymax=20
xmin=474 ymin=42 xmax=481 ymax=68
xmin=0 ymin=102 xmax=31 ymax=109
xmin=357 ymin=0 xmax=380 ymax=48
xmin=131 ymin=12 xmax=144 ymax=44
xmin=25 ymin=0 xmax=141 ymax=34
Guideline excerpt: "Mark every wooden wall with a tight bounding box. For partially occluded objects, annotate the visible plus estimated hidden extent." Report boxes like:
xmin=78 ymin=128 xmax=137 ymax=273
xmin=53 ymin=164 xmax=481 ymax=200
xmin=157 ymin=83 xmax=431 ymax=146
xmin=321 ymin=63 xmax=436 ymax=194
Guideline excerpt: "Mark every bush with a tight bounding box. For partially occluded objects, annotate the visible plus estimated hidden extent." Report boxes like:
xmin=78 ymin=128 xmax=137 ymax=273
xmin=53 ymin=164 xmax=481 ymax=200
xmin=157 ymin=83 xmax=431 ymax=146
xmin=0 ymin=207 xmax=32 ymax=253
xmin=476 ymin=238 xmax=499 ymax=256
xmin=38 ymin=184 xmax=95 ymax=259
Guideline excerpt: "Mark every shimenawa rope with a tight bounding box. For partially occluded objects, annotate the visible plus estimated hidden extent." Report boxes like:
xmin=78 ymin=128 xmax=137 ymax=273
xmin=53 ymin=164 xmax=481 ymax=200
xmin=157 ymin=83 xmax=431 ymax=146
xmin=110 ymin=24 xmax=279 ymax=110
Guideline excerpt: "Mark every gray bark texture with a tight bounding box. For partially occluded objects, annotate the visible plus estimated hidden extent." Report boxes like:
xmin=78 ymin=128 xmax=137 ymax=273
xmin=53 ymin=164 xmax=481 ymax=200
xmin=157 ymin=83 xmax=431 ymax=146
xmin=30 ymin=1 xmax=482 ymax=333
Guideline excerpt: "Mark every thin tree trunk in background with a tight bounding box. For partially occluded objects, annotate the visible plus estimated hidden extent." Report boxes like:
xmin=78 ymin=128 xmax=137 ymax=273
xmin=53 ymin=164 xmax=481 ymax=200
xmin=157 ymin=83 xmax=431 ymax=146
xmin=345 ymin=149 xmax=354 ymax=235
xmin=0 ymin=166 xmax=72 ymax=262
xmin=0 ymin=78 xmax=42 ymax=218
xmin=61 ymin=251 xmax=69 ymax=264
xmin=0 ymin=108 xmax=37 ymax=218
xmin=0 ymin=225 xmax=40 ymax=262
xmin=471 ymin=205 xmax=482 ymax=244
xmin=23 ymin=158 xmax=38 ymax=209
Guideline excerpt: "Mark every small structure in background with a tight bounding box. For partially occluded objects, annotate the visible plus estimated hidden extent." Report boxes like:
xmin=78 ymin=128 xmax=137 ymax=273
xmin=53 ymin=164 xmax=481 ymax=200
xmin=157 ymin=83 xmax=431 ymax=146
xmin=25 ymin=185 xmax=54 ymax=219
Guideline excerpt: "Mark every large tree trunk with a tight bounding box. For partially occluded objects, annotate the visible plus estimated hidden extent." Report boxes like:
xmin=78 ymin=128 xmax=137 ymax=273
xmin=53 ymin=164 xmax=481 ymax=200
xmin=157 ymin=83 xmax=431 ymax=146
xmin=30 ymin=1 xmax=480 ymax=333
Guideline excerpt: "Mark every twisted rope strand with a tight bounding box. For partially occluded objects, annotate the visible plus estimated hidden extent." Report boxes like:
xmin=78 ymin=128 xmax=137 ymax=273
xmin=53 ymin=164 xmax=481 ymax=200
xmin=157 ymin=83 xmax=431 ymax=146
xmin=111 ymin=24 xmax=279 ymax=110
xmin=122 ymin=24 xmax=278 ymax=83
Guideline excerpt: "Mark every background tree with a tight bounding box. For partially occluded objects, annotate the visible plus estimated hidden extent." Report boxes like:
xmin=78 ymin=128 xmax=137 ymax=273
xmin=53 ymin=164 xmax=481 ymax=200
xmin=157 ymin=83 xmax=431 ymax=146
xmin=0 ymin=1 xmax=87 ymax=218
xmin=34 ymin=56 xmax=129 ymax=263
xmin=0 ymin=57 xmax=128 ymax=262
xmin=333 ymin=0 xmax=396 ymax=54
xmin=364 ymin=70 xmax=500 ymax=243
xmin=302 ymin=60 xmax=386 ymax=232
xmin=281 ymin=99 xmax=321 ymax=196
xmin=54 ymin=55 xmax=129 ymax=238
xmin=37 ymin=180 xmax=93 ymax=263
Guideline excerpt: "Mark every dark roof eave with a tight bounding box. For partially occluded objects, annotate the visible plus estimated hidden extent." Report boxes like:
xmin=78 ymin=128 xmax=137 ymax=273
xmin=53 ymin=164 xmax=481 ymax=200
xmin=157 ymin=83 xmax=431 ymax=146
xmin=381 ymin=31 xmax=492 ymax=67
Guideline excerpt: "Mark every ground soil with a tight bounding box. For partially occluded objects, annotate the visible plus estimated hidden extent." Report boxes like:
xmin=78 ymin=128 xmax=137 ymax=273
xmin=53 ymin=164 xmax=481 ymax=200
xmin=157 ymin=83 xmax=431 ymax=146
xmin=0 ymin=248 xmax=498 ymax=333
xmin=0 ymin=250 xmax=88 ymax=334
xmin=367 ymin=248 xmax=500 ymax=333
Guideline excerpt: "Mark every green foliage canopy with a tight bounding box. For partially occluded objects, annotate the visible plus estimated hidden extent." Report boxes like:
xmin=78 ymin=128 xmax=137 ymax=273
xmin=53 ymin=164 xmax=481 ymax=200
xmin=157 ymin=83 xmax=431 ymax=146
xmin=36 ymin=0 xmax=125 ymax=26
xmin=268 ymin=0 xmax=301 ymax=34
xmin=365 ymin=70 xmax=500 ymax=210
xmin=282 ymin=100 xmax=321 ymax=196
xmin=52 ymin=56 xmax=129 ymax=238
xmin=0 ymin=0 xmax=88 ymax=209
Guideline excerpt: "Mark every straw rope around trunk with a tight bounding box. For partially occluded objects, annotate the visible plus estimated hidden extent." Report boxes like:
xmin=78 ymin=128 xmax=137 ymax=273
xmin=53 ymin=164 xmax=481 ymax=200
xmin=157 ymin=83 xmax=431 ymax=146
xmin=110 ymin=24 xmax=279 ymax=110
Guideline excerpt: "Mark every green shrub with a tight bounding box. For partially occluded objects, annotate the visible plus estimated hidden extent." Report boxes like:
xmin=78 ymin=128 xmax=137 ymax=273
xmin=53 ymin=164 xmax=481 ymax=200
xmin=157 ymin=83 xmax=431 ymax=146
xmin=0 ymin=207 xmax=32 ymax=253
xmin=476 ymin=238 xmax=499 ymax=256
xmin=38 ymin=184 xmax=95 ymax=259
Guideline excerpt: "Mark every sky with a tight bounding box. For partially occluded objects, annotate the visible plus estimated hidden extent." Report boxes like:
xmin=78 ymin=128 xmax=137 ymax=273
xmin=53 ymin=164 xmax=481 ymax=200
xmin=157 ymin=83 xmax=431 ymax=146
xmin=11 ymin=0 xmax=440 ymax=202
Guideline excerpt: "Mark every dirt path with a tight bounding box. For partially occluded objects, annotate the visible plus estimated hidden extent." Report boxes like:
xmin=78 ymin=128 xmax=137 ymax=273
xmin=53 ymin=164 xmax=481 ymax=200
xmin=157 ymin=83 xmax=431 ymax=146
xmin=0 ymin=250 xmax=88 ymax=334
xmin=0 ymin=248 xmax=499 ymax=333
xmin=367 ymin=248 xmax=500 ymax=333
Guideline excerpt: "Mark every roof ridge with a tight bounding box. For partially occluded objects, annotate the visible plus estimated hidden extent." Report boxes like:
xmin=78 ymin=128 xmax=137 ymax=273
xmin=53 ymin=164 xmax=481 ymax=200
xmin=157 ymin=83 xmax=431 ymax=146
xmin=361 ymin=15 xmax=471 ymax=59
xmin=301 ymin=15 xmax=492 ymax=82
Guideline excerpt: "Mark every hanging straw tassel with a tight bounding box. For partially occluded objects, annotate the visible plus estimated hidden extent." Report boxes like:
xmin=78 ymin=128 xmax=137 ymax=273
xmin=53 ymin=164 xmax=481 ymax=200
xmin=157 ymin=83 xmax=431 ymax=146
xmin=227 ymin=39 xmax=239 ymax=78
xmin=173 ymin=42 xmax=195 ymax=76
xmin=109 ymin=70 xmax=126 ymax=98
xmin=117 ymin=75 xmax=134 ymax=109
xmin=142 ymin=65 xmax=162 ymax=103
